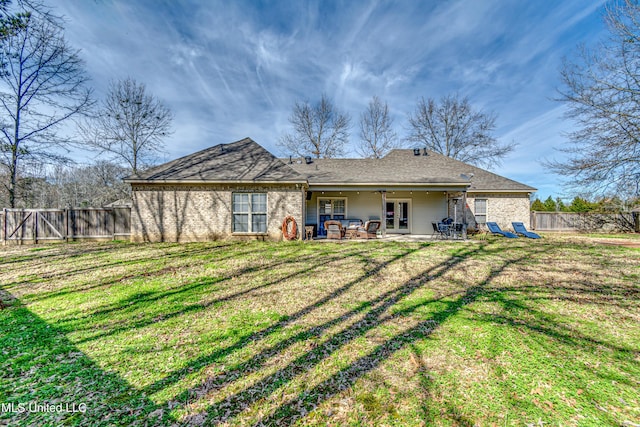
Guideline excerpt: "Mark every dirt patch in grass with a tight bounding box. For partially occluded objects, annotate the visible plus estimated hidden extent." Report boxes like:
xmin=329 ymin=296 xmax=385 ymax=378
xmin=591 ymin=239 xmax=640 ymax=248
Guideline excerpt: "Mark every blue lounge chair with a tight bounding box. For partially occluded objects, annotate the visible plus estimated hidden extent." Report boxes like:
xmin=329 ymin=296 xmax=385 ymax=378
xmin=512 ymin=222 xmax=541 ymax=239
xmin=486 ymin=222 xmax=518 ymax=238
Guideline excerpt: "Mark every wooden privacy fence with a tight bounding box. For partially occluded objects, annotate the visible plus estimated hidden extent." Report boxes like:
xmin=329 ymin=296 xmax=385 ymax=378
xmin=531 ymin=211 xmax=638 ymax=232
xmin=1 ymin=208 xmax=131 ymax=244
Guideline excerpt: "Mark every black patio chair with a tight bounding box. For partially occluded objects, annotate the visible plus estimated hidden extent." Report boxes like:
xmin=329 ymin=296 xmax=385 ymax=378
xmin=436 ymin=222 xmax=450 ymax=240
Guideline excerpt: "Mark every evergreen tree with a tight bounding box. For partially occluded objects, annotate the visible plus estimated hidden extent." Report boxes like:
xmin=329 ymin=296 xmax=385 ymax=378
xmin=556 ymin=197 xmax=568 ymax=212
xmin=568 ymin=196 xmax=595 ymax=212
xmin=543 ymin=196 xmax=557 ymax=212
xmin=531 ymin=198 xmax=545 ymax=211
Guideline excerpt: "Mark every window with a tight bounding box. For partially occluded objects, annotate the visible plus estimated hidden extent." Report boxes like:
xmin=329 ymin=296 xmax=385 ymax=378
xmin=232 ymin=193 xmax=267 ymax=233
xmin=317 ymin=198 xmax=347 ymax=236
xmin=474 ymin=199 xmax=487 ymax=224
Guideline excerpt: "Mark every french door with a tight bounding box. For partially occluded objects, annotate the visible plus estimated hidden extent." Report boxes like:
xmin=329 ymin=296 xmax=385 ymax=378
xmin=385 ymin=199 xmax=411 ymax=233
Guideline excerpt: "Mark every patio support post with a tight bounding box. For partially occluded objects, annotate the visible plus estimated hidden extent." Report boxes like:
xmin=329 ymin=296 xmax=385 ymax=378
xmin=462 ymin=191 xmax=468 ymax=239
xmin=381 ymin=190 xmax=386 ymax=237
xmin=301 ymin=187 xmax=306 ymax=240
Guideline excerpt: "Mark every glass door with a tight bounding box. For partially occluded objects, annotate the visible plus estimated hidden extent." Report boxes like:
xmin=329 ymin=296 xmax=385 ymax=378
xmin=386 ymin=199 xmax=410 ymax=233
xmin=386 ymin=202 xmax=395 ymax=231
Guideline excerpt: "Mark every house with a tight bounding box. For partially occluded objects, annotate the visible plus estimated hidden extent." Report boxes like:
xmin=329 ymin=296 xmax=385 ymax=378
xmin=124 ymin=137 xmax=536 ymax=242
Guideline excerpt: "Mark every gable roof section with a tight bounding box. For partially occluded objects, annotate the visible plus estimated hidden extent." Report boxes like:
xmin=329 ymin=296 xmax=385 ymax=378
xmin=286 ymin=149 xmax=536 ymax=192
xmin=383 ymin=149 xmax=536 ymax=192
xmin=124 ymin=138 xmax=307 ymax=184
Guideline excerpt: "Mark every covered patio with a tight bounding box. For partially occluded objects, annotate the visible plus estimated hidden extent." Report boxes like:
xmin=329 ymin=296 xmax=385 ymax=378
xmin=302 ymin=186 xmax=470 ymax=239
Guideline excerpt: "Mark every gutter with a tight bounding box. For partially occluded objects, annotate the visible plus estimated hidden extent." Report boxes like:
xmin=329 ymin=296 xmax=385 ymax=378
xmin=308 ymin=183 xmax=470 ymax=192
xmin=467 ymin=188 xmax=537 ymax=193
xmin=125 ymin=179 xmax=309 ymax=186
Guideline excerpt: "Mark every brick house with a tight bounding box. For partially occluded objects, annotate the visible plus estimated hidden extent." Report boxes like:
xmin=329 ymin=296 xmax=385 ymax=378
xmin=125 ymin=137 xmax=535 ymax=241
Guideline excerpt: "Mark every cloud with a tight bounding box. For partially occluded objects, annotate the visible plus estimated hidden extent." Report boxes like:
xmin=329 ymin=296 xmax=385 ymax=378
xmin=52 ymin=0 xmax=607 ymax=198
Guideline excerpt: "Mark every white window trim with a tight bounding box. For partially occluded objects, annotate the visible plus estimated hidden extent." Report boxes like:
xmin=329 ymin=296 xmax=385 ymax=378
xmin=316 ymin=197 xmax=348 ymax=236
xmin=232 ymin=192 xmax=268 ymax=234
xmin=474 ymin=198 xmax=487 ymax=224
xmin=317 ymin=197 xmax=348 ymax=222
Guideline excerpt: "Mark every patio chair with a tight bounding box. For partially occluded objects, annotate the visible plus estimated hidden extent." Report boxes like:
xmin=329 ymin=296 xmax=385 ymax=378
xmin=435 ymin=222 xmax=450 ymax=240
xmin=356 ymin=220 xmax=381 ymax=239
xmin=486 ymin=222 xmax=518 ymax=238
xmin=512 ymin=222 xmax=541 ymax=239
xmin=324 ymin=220 xmax=344 ymax=240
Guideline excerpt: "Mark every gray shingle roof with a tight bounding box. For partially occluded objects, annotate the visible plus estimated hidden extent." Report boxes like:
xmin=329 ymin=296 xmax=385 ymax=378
xmin=125 ymin=138 xmax=535 ymax=192
xmin=286 ymin=149 xmax=536 ymax=192
xmin=124 ymin=138 xmax=307 ymax=183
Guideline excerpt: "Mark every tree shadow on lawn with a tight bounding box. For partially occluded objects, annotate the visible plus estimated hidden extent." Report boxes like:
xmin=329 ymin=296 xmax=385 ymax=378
xmin=6 ymin=239 xmax=633 ymax=425
xmin=149 ymin=241 xmax=546 ymax=425
xmin=0 ymin=240 xmax=140 ymax=266
xmin=0 ymin=294 xmax=174 ymax=426
xmin=58 ymin=245 xmax=373 ymax=344
xmin=140 ymin=244 xmax=428 ymax=399
xmin=465 ymin=295 xmax=640 ymax=425
xmin=4 ymin=242 xmax=241 ymax=302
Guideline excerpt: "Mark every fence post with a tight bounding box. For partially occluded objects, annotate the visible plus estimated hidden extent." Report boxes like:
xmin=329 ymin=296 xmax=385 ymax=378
xmin=2 ymin=208 xmax=6 ymax=246
xmin=111 ymin=208 xmax=116 ymax=240
xmin=34 ymin=210 xmax=38 ymax=244
xmin=531 ymin=211 xmax=536 ymax=230
xmin=64 ymin=209 xmax=69 ymax=242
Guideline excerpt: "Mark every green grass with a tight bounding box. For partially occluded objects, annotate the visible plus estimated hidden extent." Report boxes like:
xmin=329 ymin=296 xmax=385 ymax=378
xmin=0 ymin=237 xmax=638 ymax=426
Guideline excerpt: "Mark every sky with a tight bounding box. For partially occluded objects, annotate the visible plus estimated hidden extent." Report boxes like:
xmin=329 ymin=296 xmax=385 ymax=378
xmin=51 ymin=0 xmax=609 ymax=200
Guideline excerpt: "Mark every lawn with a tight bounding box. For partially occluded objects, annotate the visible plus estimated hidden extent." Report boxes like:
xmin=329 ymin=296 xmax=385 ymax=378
xmin=0 ymin=236 xmax=638 ymax=426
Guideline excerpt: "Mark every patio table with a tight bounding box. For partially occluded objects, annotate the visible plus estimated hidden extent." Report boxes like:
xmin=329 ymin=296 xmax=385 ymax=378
xmin=344 ymin=227 xmax=359 ymax=239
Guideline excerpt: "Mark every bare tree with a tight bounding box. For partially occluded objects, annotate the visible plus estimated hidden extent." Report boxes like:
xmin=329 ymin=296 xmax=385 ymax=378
xmin=46 ymin=161 xmax=130 ymax=208
xmin=278 ymin=93 xmax=351 ymax=159
xmin=548 ymin=0 xmax=640 ymax=197
xmin=6 ymin=160 xmax=130 ymax=208
xmin=356 ymin=95 xmax=400 ymax=159
xmin=406 ymin=94 xmax=515 ymax=169
xmin=80 ymin=77 xmax=173 ymax=175
xmin=0 ymin=2 xmax=92 ymax=207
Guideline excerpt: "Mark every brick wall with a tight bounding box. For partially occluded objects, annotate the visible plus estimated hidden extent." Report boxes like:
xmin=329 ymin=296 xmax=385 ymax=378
xmin=464 ymin=193 xmax=531 ymax=231
xmin=131 ymin=183 xmax=304 ymax=242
